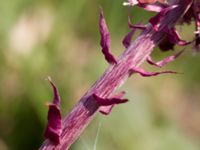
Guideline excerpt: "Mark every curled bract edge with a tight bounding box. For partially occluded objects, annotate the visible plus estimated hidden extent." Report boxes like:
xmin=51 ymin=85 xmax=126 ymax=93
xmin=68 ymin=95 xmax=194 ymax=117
xmin=99 ymin=8 xmax=117 ymax=64
xmin=129 ymin=67 xmax=177 ymax=77
xmin=147 ymin=49 xmax=184 ymax=68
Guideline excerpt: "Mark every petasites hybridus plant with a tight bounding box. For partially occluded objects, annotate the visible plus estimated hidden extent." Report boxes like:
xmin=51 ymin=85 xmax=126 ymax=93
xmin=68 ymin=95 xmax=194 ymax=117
xmin=40 ymin=0 xmax=198 ymax=149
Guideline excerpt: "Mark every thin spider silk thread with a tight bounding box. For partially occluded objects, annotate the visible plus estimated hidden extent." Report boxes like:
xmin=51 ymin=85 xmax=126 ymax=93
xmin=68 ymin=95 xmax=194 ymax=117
xmin=93 ymin=119 xmax=103 ymax=150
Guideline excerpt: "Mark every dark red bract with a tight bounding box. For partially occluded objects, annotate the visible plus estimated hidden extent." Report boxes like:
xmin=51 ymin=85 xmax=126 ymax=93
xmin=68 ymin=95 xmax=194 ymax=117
xmin=44 ymin=78 xmax=62 ymax=145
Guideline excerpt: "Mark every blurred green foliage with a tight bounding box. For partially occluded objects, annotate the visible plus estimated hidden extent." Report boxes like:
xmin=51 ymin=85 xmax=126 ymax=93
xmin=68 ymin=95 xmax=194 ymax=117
xmin=0 ymin=0 xmax=200 ymax=150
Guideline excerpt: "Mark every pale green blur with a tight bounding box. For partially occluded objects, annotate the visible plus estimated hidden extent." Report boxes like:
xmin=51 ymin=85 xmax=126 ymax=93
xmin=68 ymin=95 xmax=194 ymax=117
xmin=0 ymin=0 xmax=200 ymax=150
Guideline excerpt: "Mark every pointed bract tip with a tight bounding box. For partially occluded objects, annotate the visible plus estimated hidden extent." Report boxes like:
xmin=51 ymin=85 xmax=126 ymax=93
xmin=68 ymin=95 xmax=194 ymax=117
xmin=47 ymin=77 xmax=60 ymax=106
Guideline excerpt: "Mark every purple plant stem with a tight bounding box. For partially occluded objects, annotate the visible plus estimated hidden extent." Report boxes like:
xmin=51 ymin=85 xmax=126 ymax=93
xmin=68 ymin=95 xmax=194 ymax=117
xmin=40 ymin=0 xmax=191 ymax=149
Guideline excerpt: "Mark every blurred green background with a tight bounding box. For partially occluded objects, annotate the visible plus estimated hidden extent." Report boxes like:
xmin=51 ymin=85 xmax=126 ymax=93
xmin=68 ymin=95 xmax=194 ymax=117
xmin=0 ymin=0 xmax=200 ymax=150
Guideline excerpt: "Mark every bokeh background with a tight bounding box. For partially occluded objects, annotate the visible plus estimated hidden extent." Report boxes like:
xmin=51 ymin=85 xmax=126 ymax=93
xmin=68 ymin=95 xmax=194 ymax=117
xmin=0 ymin=0 xmax=200 ymax=150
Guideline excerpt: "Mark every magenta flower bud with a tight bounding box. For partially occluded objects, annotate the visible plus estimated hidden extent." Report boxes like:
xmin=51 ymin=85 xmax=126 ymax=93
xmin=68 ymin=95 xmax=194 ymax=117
xmin=44 ymin=78 xmax=62 ymax=145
